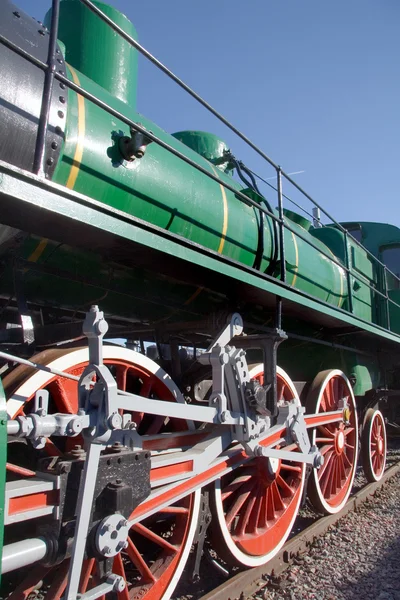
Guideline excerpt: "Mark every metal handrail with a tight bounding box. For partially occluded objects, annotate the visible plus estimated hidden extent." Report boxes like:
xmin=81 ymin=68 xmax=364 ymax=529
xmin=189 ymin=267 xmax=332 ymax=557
xmin=79 ymin=0 xmax=400 ymax=285
xmin=2 ymin=0 xmax=400 ymax=332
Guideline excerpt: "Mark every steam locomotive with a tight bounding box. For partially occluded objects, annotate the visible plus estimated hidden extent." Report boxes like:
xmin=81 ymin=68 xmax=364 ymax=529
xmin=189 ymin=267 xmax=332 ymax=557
xmin=0 ymin=0 xmax=399 ymax=598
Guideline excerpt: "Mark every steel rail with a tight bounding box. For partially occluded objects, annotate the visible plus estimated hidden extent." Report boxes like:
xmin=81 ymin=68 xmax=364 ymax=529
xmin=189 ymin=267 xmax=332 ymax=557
xmin=198 ymin=461 xmax=400 ymax=600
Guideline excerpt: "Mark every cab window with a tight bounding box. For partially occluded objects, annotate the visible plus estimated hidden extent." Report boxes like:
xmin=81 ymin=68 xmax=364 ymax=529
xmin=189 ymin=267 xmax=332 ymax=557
xmin=346 ymin=225 xmax=363 ymax=244
xmin=381 ymin=246 xmax=400 ymax=289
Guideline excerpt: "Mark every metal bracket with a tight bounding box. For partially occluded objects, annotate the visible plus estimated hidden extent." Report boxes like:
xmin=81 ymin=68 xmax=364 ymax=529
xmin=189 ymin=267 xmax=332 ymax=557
xmin=82 ymin=305 xmax=108 ymax=367
xmin=198 ymin=314 xmax=265 ymax=441
xmin=119 ymin=125 xmax=153 ymax=161
xmin=233 ymin=329 xmax=287 ymax=417
xmin=192 ymin=489 xmax=212 ymax=582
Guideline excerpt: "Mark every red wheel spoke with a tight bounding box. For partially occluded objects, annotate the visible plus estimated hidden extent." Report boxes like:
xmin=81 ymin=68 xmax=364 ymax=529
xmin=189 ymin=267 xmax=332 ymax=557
xmin=258 ymin=493 xmax=268 ymax=529
xmin=317 ymin=425 xmax=335 ymax=438
xmin=115 ymin=365 xmax=129 ymax=391
xmin=126 ymin=537 xmax=156 ymax=582
xmin=44 ymin=437 xmax=63 ymax=457
xmin=276 ymin=474 xmax=293 ymax=498
xmin=320 ymin=444 xmax=334 ymax=456
xmin=6 ymin=462 xmax=36 ymax=477
xmin=79 ymin=558 xmax=96 ymax=592
xmin=280 ymin=463 xmax=302 ymax=473
xmin=236 ymin=491 xmax=257 ymax=537
xmin=342 ymin=450 xmax=352 ymax=468
xmin=248 ymin=487 xmax=263 ymax=534
xmin=47 ymin=378 xmax=77 ymax=413
xmin=132 ymin=522 xmax=178 ymax=553
xmin=320 ymin=454 xmax=335 ymax=495
xmin=46 ymin=560 xmax=69 ymax=600
xmin=344 ymin=427 xmax=354 ymax=436
xmin=8 ymin=566 xmax=51 ymax=600
xmin=334 ymin=458 xmax=341 ymax=493
xmin=316 ymin=437 xmax=335 ymax=444
xmin=157 ymin=506 xmax=189 ymax=514
xmin=272 ymin=480 xmax=286 ymax=511
xmin=328 ymin=459 xmax=338 ymax=499
xmin=113 ymin=554 xmax=130 ymax=600
xmin=340 ymin=455 xmax=347 ymax=481
xmin=221 ymin=474 xmax=254 ymax=501
xmin=318 ymin=449 xmax=334 ymax=479
xmin=266 ymin=485 xmax=276 ymax=521
xmin=225 ymin=480 xmax=254 ymax=527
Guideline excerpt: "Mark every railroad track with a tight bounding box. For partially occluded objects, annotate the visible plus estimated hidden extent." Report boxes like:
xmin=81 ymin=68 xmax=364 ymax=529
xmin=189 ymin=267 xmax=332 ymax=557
xmin=197 ymin=460 xmax=400 ymax=600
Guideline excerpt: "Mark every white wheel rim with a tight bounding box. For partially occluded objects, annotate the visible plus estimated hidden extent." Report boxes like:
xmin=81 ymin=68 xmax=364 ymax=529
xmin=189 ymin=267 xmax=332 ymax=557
xmin=367 ymin=409 xmax=386 ymax=482
xmin=5 ymin=345 xmax=200 ymax=600
xmin=310 ymin=369 xmax=358 ymax=514
xmin=213 ymin=364 xmax=305 ymax=566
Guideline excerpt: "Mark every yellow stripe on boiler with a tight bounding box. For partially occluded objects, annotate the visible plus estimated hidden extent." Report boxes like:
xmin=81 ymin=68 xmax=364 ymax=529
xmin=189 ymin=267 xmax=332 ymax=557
xmin=183 ymin=166 xmax=228 ymax=306
xmin=210 ymin=165 xmax=228 ymax=254
xmin=27 ymin=238 xmax=48 ymax=263
xmin=65 ymin=64 xmax=85 ymax=190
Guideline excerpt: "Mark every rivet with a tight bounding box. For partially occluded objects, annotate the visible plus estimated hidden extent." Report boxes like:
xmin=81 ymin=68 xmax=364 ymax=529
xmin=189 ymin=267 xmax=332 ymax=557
xmin=58 ymin=69 xmax=64 ymax=74
xmin=56 ymin=48 xmax=60 ymax=54
xmin=57 ymin=110 xmax=64 ymax=119
xmin=46 ymin=157 xmax=54 ymax=166
xmin=59 ymin=82 xmax=66 ymax=90
xmin=57 ymin=58 xmax=63 ymax=64
xmin=59 ymin=96 xmax=65 ymax=104
xmin=13 ymin=11 xmax=20 ymax=18
xmin=55 ymin=126 xmax=62 ymax=135
xmin=38 ymin=30 xmax=45 ymax=36
xmin=51 ymin=141 xmax=58 ymax=150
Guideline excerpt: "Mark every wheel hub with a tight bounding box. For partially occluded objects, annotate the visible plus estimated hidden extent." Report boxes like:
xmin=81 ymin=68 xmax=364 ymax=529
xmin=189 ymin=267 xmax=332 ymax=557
xmin=335 ymin=428 xmax=345 ymax=454
xmin=267 ymin=457 xmax=280 ymax=477
xmin=377 ymin=436 xmax=383 ymax=455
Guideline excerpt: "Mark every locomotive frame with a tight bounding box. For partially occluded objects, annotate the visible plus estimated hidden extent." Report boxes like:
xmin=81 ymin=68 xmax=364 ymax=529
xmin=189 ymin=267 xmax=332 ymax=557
xmin=0 ymin=0 xmax=399 ymax=598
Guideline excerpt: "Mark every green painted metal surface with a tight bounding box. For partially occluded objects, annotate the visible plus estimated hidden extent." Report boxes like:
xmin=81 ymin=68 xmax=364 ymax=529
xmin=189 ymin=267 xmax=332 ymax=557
xmin=172 ymin=131 xmax=233 ymax=173
xmin=45 ymin=0 xmax=138 ymax=108
xmin=35 ymin=30 xmax=345 ymax=316
xmin=2 ymin=160 xmax=400 ymax=349
xmin=0 ymin=379 xmax=6 ymax=585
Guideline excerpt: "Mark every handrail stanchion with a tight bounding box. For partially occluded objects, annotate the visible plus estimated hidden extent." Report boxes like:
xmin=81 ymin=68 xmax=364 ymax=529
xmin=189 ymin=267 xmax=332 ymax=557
xmin=384 ymin=266 xmax=391 ymax=331
xmin=343 ymin=231 xmax=353 ymax=314
xmin=277 ymin=168 xmax=286 ymax=284
xmin=275 ymin=167 xmax=285 ymax=330
xmin=32 ymin=0 xmax=61 ymax=176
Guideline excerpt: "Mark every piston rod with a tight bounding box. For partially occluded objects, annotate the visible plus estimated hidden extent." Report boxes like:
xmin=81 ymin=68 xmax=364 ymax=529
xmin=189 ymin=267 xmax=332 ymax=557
xmin=1 ymin=537 xmax=47 ymax=574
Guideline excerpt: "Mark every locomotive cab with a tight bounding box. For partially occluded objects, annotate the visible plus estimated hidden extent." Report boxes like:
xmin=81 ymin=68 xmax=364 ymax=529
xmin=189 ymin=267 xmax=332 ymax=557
xmin=341 ymin=221 xmax=400 ymax=332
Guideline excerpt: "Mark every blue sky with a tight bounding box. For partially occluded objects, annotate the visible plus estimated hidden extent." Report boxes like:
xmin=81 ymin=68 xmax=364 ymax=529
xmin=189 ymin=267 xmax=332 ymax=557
xmin=18 ymin=0 xmax=400 ymax=226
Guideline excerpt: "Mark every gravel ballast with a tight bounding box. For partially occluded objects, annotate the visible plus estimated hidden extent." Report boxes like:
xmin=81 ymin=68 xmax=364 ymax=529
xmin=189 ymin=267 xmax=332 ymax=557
xmin=252 ymin=471 xmax=400 ymax=600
